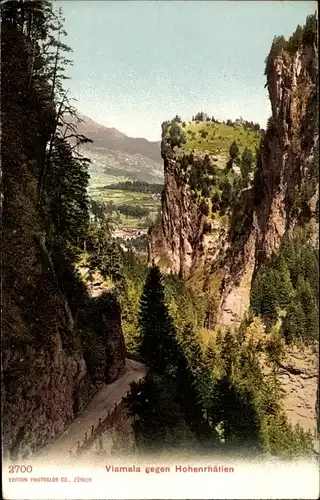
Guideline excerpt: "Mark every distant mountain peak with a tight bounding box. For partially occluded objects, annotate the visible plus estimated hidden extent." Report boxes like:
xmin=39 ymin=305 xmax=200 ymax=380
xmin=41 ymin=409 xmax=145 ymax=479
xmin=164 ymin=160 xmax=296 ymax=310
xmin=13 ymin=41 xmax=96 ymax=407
xmin=72 ymin=113 xmax=162 ymax=163
xmin=77 ymin=114 xmax=128 ymax=141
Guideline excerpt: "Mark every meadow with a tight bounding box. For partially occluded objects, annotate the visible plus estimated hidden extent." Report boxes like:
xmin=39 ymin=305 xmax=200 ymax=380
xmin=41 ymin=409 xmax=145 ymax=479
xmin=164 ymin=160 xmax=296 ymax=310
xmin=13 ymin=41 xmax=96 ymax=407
xmin=88 ymin=184 xmax=160 ymax=229
xmin=181 ymin=120 xmax=261 ymax=160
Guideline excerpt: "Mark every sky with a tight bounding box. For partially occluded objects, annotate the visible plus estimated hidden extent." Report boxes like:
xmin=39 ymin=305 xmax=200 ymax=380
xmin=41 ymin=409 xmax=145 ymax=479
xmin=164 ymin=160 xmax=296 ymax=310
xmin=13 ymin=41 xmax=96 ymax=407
xmin=57 ymin=0 xmax=316 ymax=141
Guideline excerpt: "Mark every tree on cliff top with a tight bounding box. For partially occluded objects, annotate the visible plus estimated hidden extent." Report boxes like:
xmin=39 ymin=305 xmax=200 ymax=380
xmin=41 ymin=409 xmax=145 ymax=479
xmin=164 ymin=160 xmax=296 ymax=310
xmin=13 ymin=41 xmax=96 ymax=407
xmin=169 ymin=123 xmax=186 ymax=148
xmin=229 ymin=140 xmax=239 ymax=160
xmin=264 ymin=35 xmax=287 ymax=78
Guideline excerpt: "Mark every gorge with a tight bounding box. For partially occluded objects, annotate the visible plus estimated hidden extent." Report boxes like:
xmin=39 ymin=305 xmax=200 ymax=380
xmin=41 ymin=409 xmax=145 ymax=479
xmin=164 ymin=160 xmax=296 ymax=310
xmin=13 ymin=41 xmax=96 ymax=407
xmin=1 ymin=1 xmax=319 ymax=463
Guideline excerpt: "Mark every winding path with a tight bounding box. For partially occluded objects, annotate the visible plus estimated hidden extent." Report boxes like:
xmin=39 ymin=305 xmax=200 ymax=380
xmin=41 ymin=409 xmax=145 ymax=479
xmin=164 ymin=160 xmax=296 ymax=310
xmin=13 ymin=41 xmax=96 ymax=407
xmin=37 ymin=358 xmax=147 ymax=459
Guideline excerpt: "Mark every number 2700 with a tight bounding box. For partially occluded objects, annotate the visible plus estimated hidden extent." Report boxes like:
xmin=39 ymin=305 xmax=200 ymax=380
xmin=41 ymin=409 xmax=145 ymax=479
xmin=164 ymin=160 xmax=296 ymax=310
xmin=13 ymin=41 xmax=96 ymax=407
xmin=9 ymin=465 xmax=33 ymax=473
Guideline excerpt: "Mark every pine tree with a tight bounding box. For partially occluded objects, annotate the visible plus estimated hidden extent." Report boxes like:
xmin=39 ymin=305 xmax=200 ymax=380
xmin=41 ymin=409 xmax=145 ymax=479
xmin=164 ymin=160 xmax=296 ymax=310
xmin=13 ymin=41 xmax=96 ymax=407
xmin=264 ymin=35 xmax=287 ymax=78
xmin=181 ymin=323 xmax=202 ymax=370
xmin=220 ymin=329 xmax=238 ymax=378
xmin=287 ymin=25 xmax=303 ymax=53
xmin=174 ymin=342 xmax=205 ymax=436
xmin=302 ymin=13 xmax=318 ymax=47
xmin=124 ymin=374 xmax=195 ymax=452
xmin=220 ymin=177 xmax=233 ymax=207
xmin=240 ymin=148 xmax=254 ymax=185
xmin=276 ymin=256 xmax=294 ymax=309
xmin=282 ymin=302 xmax=306 ymax=342
xmin=296 ymin=276 xmax=318 ymax=340
xmin=87 ymin=222 xmax=123 ymax=283
xmin=229 ymin=140 xmax=239 ymax=160
xmin=43 ymin=136 xmax=90 ymax=246
xmin=139 ymin=266 xmax=178 ymax=373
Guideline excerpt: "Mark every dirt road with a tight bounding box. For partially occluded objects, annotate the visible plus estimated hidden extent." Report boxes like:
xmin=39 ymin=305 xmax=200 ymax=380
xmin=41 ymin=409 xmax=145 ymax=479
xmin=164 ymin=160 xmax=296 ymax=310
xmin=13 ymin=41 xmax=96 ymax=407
xmin=37 ymin=358 xmax=147 ymax=459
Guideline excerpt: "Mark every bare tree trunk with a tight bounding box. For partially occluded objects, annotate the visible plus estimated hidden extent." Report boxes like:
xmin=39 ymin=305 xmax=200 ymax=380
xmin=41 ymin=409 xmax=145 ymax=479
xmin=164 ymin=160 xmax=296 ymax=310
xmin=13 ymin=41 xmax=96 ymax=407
xmin=36 ymin=90 xmax=68 ymax=205
xmin=50 ymin=30 xmax=61 ymax=102
xmin=28 ymin=39 xmax=37 ymax=90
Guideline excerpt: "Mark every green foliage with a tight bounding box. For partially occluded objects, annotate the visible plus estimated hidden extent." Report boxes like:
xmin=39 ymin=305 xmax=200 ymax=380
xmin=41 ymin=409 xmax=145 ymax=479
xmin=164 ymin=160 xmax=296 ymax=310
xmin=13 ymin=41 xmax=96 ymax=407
xmin=168 ymin=123 xmax=187 ymax=148
xmin=90 ymin=199 xmax=113 ymax=222
xmin=126 ymin=282 xmax=315 ymax=457
xmin=264 ymin=13 xmax=318 ymax=79
xmin=118 ymin=251 xmax=147 ymax=354
xmin=172 ymin=114 xmax=182 ymax=123
xmin=138 ymin=266 xmax=179 ymax=373
xmin=87 ymin=220 xmax=123 ymax=282
xmin=264 ymin=35 xmax=287 ymax=77
xmin=116 ymin=203 xmax=150 ymax=218
xmin=51 ymin=243 xmax=89 ymax=315
xmin=194 ymin=111 xmax=208 ymax=121
xmin=2 ymin=0 xmax=93 ymax=352
xmin=261 ymin=413 xmax=315 ymax=458
xmin=229 ymin=140 xmax=239 ymax=159
xmin=124 ymin=373 xmax=196 ymax=452
xmin=240 ymin=147 xmax=254 ymax=184
xmin=107 ymin=180 xmax=163 ymax=195
xmin=43 ymin=136 xmax=90 ymax=246
xmin=181 ymin=120 xmax=261 ymax=155
xmin=302 ymin=13 xmax=318 ymax=46
xmin=251 ymin=230 xmax=319 ymax=342
xmin=287 ymin=25 xmax=303 ymax=54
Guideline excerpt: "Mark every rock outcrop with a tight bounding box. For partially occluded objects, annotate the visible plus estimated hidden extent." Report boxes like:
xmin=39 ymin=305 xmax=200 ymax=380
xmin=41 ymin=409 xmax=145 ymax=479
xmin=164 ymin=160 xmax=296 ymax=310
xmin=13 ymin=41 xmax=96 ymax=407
xmin=149 ymin=19 xmax=319 ymax=435
xmin=2 ymin=222 xmax=126 ymax=459
xmin=150 ymin=28 xmax=318 ymax=327
xmin=149 ymin=147 xmax=206 ymax=279
xmin=277 ymin=344 xmax=319 ymax=435
xmin=1 ymin=20 xmax=126 ymax=460
xmin=217 ymin=39 xmax=318 ymax=326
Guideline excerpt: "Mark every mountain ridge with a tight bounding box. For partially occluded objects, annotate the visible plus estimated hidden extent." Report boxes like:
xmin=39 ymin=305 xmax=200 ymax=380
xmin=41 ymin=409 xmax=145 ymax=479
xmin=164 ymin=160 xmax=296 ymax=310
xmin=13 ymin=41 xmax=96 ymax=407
xmin=69 ymin=114 xmax=164 ymax=185
xmin=75 ymin=114 xmax=162 ymax=163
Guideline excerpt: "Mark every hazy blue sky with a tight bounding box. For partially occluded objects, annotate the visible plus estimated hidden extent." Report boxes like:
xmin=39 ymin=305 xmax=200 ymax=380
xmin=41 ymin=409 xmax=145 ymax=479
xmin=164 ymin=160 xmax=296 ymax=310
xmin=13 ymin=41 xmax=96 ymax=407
xmin=57 ymin=0 xmax=316 ymax=141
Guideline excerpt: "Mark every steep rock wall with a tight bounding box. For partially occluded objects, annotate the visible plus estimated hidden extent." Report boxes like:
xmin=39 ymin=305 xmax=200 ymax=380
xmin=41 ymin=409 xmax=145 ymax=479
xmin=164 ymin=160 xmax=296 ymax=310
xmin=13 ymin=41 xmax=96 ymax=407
xmin=218 ymin=42 xmax=318 ymax=325
xmin=149 ymin=30 xmax=319 ymax=435
xmin=2 ymin=219 xmax=126 ymax=459
xmin=1 ymin=21 xmax=126 ymax=460
xmin=150 ymin=40 xmax=318 ymax=327
xmin=149 ymin=147 xmax=205 ymax=278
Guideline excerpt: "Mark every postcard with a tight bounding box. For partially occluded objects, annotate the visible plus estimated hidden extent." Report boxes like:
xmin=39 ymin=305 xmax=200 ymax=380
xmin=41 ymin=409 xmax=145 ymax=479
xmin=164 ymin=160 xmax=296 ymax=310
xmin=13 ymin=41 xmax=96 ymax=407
xmin=1 ymin=0 xmax=319 ymax=498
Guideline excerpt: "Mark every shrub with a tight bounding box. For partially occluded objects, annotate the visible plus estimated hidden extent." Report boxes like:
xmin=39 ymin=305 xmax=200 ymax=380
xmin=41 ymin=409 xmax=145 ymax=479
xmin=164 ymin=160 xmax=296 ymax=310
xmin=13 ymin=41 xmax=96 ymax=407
xmin=169 ymin=123 xmax=187 ymax=148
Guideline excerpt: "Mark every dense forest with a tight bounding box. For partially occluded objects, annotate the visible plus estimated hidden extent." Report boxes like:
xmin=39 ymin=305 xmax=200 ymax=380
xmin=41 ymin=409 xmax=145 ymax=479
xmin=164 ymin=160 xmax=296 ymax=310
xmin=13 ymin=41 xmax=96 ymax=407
xmin=2 ymin=0 xmax=318 ymax=463
xmin=107 ymin=180 xmax=164 ymax=195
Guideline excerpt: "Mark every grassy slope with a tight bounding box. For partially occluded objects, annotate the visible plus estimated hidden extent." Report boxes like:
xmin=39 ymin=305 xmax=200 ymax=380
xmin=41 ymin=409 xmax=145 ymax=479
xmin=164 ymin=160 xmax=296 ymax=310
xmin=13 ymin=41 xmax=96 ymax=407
xmin=180 ymin=120 xmax=261 ymax=164
xmin=87 ymin=120 xmax=260 ymax=230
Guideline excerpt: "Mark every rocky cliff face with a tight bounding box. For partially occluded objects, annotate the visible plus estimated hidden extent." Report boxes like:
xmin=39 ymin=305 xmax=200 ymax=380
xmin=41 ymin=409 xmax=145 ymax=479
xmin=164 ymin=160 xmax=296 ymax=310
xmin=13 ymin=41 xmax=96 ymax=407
xmin=149 ymin=24 xmax=319 ymax=435
xmin=149 ymin=147 xmax=205 ymax=279
xmin=1 ymin=22 xmax=126 ymax=460
xmin=277 ymin=344 xmax=319 ymax=435
xmin=2 ymin=220 xmax=126 ymax=459
xmin=150 ymin=36 xmax=318 ymax=327
xmin=218 ymin=40 xmax=318 ymax=326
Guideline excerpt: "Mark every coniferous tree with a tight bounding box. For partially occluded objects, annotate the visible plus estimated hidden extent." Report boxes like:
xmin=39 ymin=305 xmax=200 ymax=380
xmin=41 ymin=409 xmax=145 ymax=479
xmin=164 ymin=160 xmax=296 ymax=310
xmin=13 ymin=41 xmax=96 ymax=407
xmin=139 ymin=266 xmax=178 ymax=373
xmin=264 ymin=35 xmax=287 ymax=78
xmin=287 ymin=25 xmax=303 ymax=53
xmin=220 ymin=177 xmax=233 ymax=209
xmin=229 ymin=140 xmax=239 ymax=160
xmin=169 ymin=123 xmax=186 ymax=148
xmin=240 ymin=147 xmax=254 ymax=185
xmin=174 ymin=342 xmax=205 ymax=437
xmin=220 ymin=329 xmax=238 ymax=378
xmin=87 ymin=223 xmax=123 ymax=283
xmin=43 ymin=136 xmax=90 ymax=246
